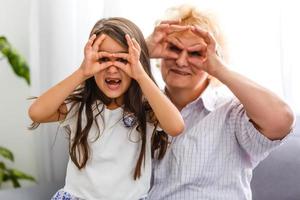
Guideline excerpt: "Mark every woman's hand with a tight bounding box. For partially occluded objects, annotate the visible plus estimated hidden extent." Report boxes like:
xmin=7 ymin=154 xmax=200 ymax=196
xmin=80 ymin=34 xmax=113 ymax=79
xmin=187 ymin=26 xmax=226 ymax=76
xmin=147 ymin=20 xmax=189 ymax=59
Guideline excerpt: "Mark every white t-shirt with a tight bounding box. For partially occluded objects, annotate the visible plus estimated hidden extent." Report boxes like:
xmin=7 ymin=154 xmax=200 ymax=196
xmin=61 ymin=103 xmax=155 ymax=200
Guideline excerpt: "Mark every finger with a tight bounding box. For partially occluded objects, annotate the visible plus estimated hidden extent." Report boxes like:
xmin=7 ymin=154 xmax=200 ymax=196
xmin=159 ymin=19 xmax=181 ymax=25
xmin=165 ymin=37 xmax=185 ymax=49
xmin=125 ymin=34 xmax=134 ymax=52
xmin=155 ymin=24 xmax=189 ymax=35
xmin=159 ymin=42 xmax=178 ymax=59
xmin=112 ymin=52 xmax=129 ymax=60
xmin=125 ymin=34 xmax=138 ymax=54
xmin=98 ymin=51 xmax=113 ymax=58
xmin=92 ymin=34 xmax=106 ymax=51
xmin=113 ymin=60 xmax=127 ymax=69
xmin=168 ymin=24 xmax=190 ymax=34
xmin=191 ymin=26 xmax=216 ymax=47
xmin=187 ymin=57 xmax=198 ymax=67
xmin=155 ymin=23 xmax=169 ymax=31
xmin=131 ymin=38 xmax=141 ymax=53
xmin=99 ymin=61 xmax=113 ymax=71
xmin=206 ymin=31 xmax=217 ymax=48
xmin=113 ymin=61 xmax=131 ymax=75
xmin=215 ymin=45 xmax=224 ymax=58
xmin=191 ymin=26 xmax=210 ymax=43
xmin=164 ymin=53 xmax=179 ymax=59
xmin=164 ymin=52 xmax=179 ymax=59
xmin=188 ymin=56 xmax=207 ymax=66
xmin=85 ymin=34 xmax=97 ymax=50
xmin=187 ymin=44 xmax=207 ymax=52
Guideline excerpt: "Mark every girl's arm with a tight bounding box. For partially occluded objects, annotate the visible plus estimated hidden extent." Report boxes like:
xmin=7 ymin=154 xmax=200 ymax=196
xmin=28 ymin=69 xmax=86 ymax=123
xmin=113 ymin=35 xmax=184 ymax=136
xmin=136 ymin=71 xmax=185 ymax=136
xmin=29 ymin=34 xmax=111 ymax=123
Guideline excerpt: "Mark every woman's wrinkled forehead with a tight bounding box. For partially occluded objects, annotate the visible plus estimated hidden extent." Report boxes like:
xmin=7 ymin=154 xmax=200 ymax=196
xmin=168 ymin=30 xmax=206 ymax=48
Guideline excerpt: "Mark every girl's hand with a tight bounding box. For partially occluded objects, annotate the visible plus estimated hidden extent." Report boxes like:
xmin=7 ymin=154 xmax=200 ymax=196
xmin=187 ymin=26 xmax=225 ymax=76
xmin=147 ymin=20 xmax=190 ymax=59
xmin=80 ymin=34 xmax=113 ymax=79
xmin=113 ymin=35 xmax=147 ymax=81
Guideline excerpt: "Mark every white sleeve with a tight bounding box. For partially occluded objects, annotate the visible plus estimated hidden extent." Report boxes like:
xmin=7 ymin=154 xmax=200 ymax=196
xmin=59 ymin=102 xmax=80 ymax=133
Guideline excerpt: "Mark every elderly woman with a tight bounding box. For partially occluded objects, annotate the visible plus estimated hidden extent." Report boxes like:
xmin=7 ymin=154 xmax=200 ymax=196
xmin=147 ymin=5 xmax=294 ymax=200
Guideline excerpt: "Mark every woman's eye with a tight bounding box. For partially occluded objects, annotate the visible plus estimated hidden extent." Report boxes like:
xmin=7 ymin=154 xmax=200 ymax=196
xmin=116 ymin=58 xmax=128 ymax=64
xmin=98 ymin=57 xmax=110 ymax=63
xmin=188 ymin=51 xmax=201 ymax=57
xmin=168 ymin=45 xmax=181 ymax=53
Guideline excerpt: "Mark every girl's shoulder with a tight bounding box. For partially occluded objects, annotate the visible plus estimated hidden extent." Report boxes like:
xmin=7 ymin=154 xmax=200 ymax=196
xmin=60 ymin=101 xmax=106 ymax=126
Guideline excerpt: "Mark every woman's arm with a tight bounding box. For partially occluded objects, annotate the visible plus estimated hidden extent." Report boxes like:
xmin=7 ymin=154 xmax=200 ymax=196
xmin=214 ymin=66 xmax=294 ymax=140
xmin=189 ymin=26 xmax=294 ymax=140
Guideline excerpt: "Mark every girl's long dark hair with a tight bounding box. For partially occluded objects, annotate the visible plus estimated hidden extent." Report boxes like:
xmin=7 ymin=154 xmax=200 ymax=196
xmin=60 ymin=18 xmax=168 ymax=180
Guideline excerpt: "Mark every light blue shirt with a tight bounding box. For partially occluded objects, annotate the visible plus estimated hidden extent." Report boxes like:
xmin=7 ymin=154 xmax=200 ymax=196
xmin=148 ymin=86 xmax=287 ymax=200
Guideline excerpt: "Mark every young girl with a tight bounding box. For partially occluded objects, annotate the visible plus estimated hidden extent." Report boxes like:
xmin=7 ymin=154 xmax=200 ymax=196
xmin=28 ymin=17 xmax=184 ymax=200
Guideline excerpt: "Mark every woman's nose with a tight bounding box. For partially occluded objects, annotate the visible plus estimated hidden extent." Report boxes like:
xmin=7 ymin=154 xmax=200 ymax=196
xmin=175 ymin=51 xmax=189 ymax=67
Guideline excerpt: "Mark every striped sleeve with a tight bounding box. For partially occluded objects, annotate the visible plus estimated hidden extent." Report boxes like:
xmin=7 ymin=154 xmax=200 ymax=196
xmin=228 ymin=99 xmax=290 ymax=166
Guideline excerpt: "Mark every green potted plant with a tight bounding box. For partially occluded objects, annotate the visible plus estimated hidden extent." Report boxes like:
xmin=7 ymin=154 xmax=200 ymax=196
xmin=0 ymin=36 xmax=35 ymax=188
xmin=0 ymin=146 xmax=36 ymax=188
xmin=0 ymin=36 xmax=30 ymax=85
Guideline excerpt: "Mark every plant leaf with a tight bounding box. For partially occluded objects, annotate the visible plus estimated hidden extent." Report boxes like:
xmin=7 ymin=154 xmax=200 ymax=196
xmin=0 ymin=167 xmax=4 ymax=187
xmin=10 ymin=169 xmax=36 ymax=182
xmin=0 ymin=146 xmax=14 ymax=162
xmin=0 ymin=161 xmax=6 ymax=169
xmin=0 ymin=36 xmax=30 ymax=85
xmin=4 ymin=169 xmax=35 ymax=188
xmin=3 ymin=173 xmax=9 ymax=182
xmin=10 ymin=176 xmax=21 ymax=188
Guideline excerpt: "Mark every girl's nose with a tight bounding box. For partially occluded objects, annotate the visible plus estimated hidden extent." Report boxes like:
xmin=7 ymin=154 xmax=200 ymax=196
xmin=107 ymin=65 xmax=118 ymax=74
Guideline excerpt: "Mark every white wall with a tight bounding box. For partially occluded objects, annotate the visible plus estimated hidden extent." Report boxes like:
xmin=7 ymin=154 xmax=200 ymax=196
xmin=0 ymin=0 xmax=38 ymax=188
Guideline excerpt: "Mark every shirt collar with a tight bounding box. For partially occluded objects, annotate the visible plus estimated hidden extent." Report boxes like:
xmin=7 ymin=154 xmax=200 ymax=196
xmin=181 ymin=85 xmax=232 ymax=112
xmin=201 ymin=85 xmax=219 ymax=111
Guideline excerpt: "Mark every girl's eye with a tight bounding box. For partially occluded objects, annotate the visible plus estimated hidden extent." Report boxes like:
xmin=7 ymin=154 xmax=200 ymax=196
xmin=98 ymin=57 xmax=110 ymax=63
xmin=188 ymin=51 xmax=201 ymax=57
xmin=116 ymin=58 xmax=128 ymax=64
xmin=168 ymin=44 xmax=182 ymax=53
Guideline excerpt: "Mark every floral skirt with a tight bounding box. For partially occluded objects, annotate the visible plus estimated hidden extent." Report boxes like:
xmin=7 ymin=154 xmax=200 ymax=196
xmin=51 ymin=189 xmax=82 ymax=200
xmin=51 ymin=189 xmax=148 ymax=200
